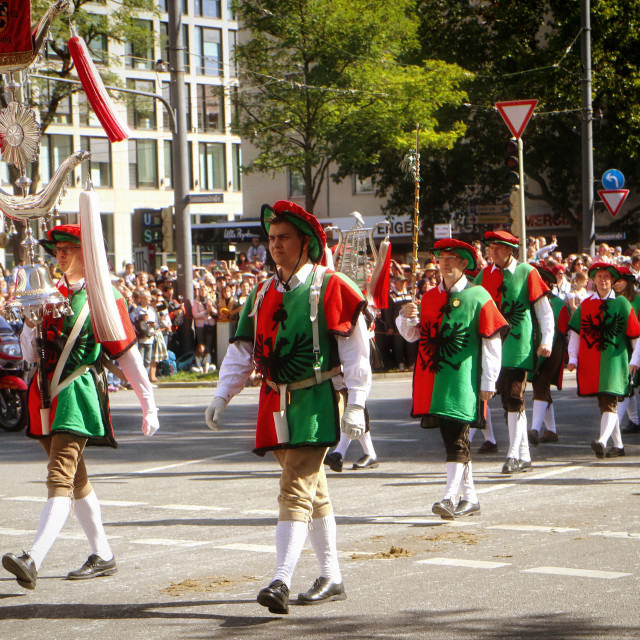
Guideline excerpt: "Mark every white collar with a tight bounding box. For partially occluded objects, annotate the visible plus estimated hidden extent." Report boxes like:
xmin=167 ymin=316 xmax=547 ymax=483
xmin=274 ymin=261 xmax=314 ymax=292
xmin=438 ymin=274 xmax=468 ymax=294
xmin=586 ymin=289 xmax=616 ymax=301
xmin=490 ymin=256 xmax=517 ymax=275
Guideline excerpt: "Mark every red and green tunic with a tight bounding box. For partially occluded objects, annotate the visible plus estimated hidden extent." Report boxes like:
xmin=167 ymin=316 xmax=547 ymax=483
xmin=568 ymin=295 xmax=640 ymax=397
xmin=234 ymin=267 xmax=366 ymax=455
xmin=412 ymin=283 xmax=508 ymax=424
xmin=27 ymin=283 xmax=137 ymax=447
xmin=474 ymin=262 xmax=549 ymax=370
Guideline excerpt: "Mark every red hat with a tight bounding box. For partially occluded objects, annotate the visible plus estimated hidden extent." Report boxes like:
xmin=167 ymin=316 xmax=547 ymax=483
xmin=40 ymin=224 xmax=81 ymax=256
xmin=616 ymin=266 xmax=637 ymax=282
xmin=531 ymin=261 xmax=556 ymax=285
xmin=484 ymin=230 xmax=519 ymax=249
xmin=261 ymin=200 xmax=326 ymax=263
xmin=588 ymin=261 xmax=620 ymax=281
xmin=433 ymin=238 xmax=477 ymax=271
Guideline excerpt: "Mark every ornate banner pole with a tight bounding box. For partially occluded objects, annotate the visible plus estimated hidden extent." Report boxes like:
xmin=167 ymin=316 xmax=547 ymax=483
xmin=401 ymin=124 xmax=421 ymax=304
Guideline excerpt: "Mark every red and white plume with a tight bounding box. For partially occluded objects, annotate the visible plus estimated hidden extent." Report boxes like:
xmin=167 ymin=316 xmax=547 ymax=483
xmin=368 ymin=237 xmax=391 ymax=310
xmin=67 ymin=28 xmax=131 ymax=143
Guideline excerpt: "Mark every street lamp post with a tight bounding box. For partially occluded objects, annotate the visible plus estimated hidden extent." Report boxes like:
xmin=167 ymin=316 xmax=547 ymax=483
xmin=168 ymin=0 xmax=194 ymax=351
xmin=581 ymin=0 xmax=595 ymax=256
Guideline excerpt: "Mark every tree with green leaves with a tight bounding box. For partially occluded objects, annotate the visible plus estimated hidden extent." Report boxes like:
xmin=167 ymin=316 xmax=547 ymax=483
xmin=232 ymin=0 xmax=470 ymax=214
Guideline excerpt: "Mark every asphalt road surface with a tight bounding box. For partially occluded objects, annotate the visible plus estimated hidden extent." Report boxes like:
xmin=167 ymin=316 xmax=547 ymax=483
xmin=1 ymin=372 xmax=640 ymax=639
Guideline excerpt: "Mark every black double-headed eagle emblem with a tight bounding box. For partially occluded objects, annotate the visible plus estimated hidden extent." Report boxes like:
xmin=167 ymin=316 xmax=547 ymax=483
xmin=419 ymin=319 xmax=470 ymax=374
xmin=500 ymin=299 xmax=526 ymax=340
xmin=580 ymin=302 xmax=625 ymax=352
xmin=254 ymin=333 xmax=315 ymax=385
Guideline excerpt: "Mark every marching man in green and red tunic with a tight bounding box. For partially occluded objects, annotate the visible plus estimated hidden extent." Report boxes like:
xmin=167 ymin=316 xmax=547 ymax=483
xmin=527 ymin=262 xmax=571 ymax=445
xmin=473 ymin=231 xmax=554 ymax=474
xmin=398 ymin=239 xmax=508 ymax=519
xmin=205 ymin=201 xmax=371 ymax=615
xmin=567 ymin=262 xmax=640 ymax=458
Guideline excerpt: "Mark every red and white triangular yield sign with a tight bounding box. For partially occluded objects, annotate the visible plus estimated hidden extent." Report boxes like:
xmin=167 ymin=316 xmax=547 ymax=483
xmin=598 ymin=189 xmax=629 ymax=218
xmin=496 ymin=100 xmax=538 ymax=139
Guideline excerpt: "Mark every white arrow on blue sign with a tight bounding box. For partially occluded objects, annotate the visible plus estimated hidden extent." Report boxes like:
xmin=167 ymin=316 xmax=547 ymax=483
xmin=601 ymin=169 xmax=625 ymax=189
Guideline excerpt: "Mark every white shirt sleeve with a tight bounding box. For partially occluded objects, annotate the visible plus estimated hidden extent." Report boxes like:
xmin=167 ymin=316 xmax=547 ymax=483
xmin=215 ymin=340 xmax=255 ymax=404
xmin=396 ymin=310 xmax=420 ymax=342
xmin=568 ymin=330 xmax=580 ymax=366
xmin=534 ymin=296 xmax=555 ymax=347
xmin=117 ymin=346 xmax=157 ymax=414
xmin=480 ymin=333 xmax=502 ymax=392
xmin=337 ymin=314 xmax=372 ymax=407
xmin=630 ymin=338 xmax=640 ymax=368
xmin=19 ymin=323 xmax=37 ymax=363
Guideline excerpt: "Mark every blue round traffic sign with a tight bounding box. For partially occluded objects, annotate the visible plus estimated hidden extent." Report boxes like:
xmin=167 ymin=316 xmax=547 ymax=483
xmin=602 ymin=169 xmax=625 ymax=189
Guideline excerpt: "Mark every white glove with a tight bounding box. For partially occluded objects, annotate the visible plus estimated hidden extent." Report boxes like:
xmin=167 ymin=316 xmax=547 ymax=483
xmin=205 ymin=397 xmax=227 ymax=431
xmin=341 ymin=404 xmax=366 ymax=440
xmin=142 ymin=410 xmax=160 ymax=436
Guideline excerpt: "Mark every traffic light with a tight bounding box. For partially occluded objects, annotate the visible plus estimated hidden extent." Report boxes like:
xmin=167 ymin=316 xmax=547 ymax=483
xmin=509 ymin=187 xmax=521 ymax=238
xmin=504 ymin=138 xmax=519 ymax=186
xmin=161 ymin=207 xmax=174 ymax=254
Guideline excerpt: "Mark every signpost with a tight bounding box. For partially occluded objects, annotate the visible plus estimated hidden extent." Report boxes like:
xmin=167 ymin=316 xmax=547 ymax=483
xmin=434 ymin=223 xmax=452 ymax=239
xmin=598 ymin=189 xmax=629 ymax=218
xmin=495 ymin=100 xmax=537 ymax=261
xmin=601 ymin=169 xmax=625 ymax=190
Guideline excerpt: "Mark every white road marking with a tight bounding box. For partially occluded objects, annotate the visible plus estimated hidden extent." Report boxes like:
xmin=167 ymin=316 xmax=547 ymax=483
xmin=418 ymin=557 xmax=511 ymax=569
xmin=590 ymin=530 xmax=640 ymax=540
xmin=0 ymin=527 xmax=33 ymax=536
xmin=241 ymin=509 xmax=278 ymax=516
xmin=136 ymin=450 xmax=247 ymax=474
xmin=156 ymin=504 xmax=229 ymax=512
xmin=99 ymin=500 xmax=146 ymax=507
xmin=131 ymin=538 xmax=211 ymax=548
xmin=522 ymin=566 xmax=631 ymax=579
xmin=476 ymin=465 xmax=583 ymax=494
xmin=214 ymin=542 xmax=276 ymax=553
xmin=4 ymin=496 xmax=46 ymax=503
xmin=488 ymin=524 xmax=579 ymax=533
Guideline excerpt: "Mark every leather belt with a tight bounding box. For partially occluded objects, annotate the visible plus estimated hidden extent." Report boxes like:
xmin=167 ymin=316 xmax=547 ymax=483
xmin=264 ymin=365 xmax=342 ymax=394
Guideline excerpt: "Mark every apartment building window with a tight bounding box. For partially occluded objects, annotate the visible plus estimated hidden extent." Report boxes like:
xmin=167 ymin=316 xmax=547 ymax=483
xmin=129 ymin=139 xmax=158 ymax=188
xmin=195 ymin=27 xmax=223 ymax=76
xmin=78 ymin=92 xmax=102 ymax=127
xmin=159 ymin=22 xmax=190 ymax=73
xmin=164 ymin=140 xmax=172 ymax=189
xmin=231 ymin=143 xmax=241 ymax=192
xmin=196 ymin=84 xmax=224 ymax=132
xmin=195 ymin=0 xmax=221 ymax=18
xmin=199 ymin=142 xmax=226 ymax=190
xmin=127 ymin=79 xmax=156 ymax=130
xmin=353 ymin=175 xmax=374 ymax=194
xmin=288 ymin=169 xmax=305 ymax=198
xmin=88 ymin=33 xmax=108 ymax=64
xmin=227 ymin=0 xmax=235 ymax=20
xmin=80 ymin=137 xmax=112 ymax=188
xmin=40 ymin=135 xmax=73 ymax=185
xmin=228 ymin=30 xmax=237 ymax=77
xmin=125 ymin=19 xmax=153 ymax=70
xmin=161 ymin=82 xmax=191 ymax=131
xmin=40 ymin=80 xmax=72 ymax=125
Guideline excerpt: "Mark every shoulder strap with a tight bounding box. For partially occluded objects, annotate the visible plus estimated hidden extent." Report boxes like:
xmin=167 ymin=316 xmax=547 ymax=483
xmin=310 ymin=266 xmax=328 ymax=384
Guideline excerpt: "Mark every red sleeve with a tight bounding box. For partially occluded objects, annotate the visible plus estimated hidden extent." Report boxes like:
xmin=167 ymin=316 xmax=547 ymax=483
xmin=479 ymin=298 xmax=509 ymax=338
xmin=557 ymin=305 xmax=570 ymax=335
xmin=528 ymin=268 xmax=550 ymax=303
xmin=323 ymin=271 xmax=367 ymax=336
xmin=100 ymin=296 xmax=138 ymax=359
xmin=626 ymin=305 xmax=640 ymax=339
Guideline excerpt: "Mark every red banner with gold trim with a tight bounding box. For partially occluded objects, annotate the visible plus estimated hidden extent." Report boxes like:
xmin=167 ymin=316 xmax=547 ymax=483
xmin=0 ymin=0 xmax=32 ymax=63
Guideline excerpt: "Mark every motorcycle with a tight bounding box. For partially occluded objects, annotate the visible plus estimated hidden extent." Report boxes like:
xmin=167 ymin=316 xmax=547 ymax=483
xmin=0 ymin=316 xmax=29 ymax=432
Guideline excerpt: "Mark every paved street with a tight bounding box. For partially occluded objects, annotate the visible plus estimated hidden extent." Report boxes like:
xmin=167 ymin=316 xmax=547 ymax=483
xmin=1 ymin=372 xmax=640 ymax=639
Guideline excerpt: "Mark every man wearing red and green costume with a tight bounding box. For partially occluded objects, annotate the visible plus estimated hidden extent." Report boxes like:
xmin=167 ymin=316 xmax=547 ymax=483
xmin=398 ymin=239 xmax=508 ymax=519
xmin=567 ymin=262 xmax=640 ymax=458
xmin=474 ymin=230 xmax=554 ymax=474
xmin=205 ymin=201 xmax=371 ymax=614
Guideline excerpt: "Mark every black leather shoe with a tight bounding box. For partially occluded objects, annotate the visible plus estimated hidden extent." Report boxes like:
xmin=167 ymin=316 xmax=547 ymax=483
xmin=518 ymin=459 xmax=532 ymax=472
xmin=257 ymin=579 xmax=289 ymax=614
xmin=297 ymin=576 xmax=347 ymax=605
xmin=477 ymin=441 xmax=498 ymax=454
xmin=621 ymin=421 xmax=640 ymax=434
xmin=324 ymin=452 xmax=343 ymax=473
xmin=2 ymin=552 xmax=37 ymax=590
xmin=606 ymin=447 xmax=625 ymax=457
xmin=432 ymin=499 xmax=456 ymax=519
xmin=591 ymin=440 xmax=606 ymax=459
xmin=539 ymin=429 xmax=559 ymax=443
xmin=454 ymin=500 xmax=481 ymax=517
xmin=501 ymin=457 xmax=520 ymax=474
xmin=66 ymin=554 xmax=117 ymax=580
xmin=352 ymin=455 xmax=379 ymax=470
xmin=527 ymin=429 xmax=539 ymax=446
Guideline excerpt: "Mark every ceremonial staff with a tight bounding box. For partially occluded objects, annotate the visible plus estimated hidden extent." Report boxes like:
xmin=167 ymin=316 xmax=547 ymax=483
xmin=401 ymin=124 xmax=421 ymax=303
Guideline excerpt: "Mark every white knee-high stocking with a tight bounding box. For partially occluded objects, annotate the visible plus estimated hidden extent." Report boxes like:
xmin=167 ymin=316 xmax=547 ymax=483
xmin=308 ymin=514 xmax=341 ymax=583
xmin=74 ymin=490 xmax=113 ymax=561
xmin=28 ymin=496 xmax=72 ymax=571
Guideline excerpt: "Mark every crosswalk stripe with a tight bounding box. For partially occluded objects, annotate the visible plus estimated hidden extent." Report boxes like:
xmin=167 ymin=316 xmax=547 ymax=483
xmin=131 ymin=538 xmax=211 ymax=548
xmin=590 ymin=530 xmax=640 ymax=540
xmin=417 ymin=558 xmax=511 ymax=569
xmin=4 ymin=496 xmax=46 ymax=503
xmin=521 ymin=566 xmax=631 ymax=579
xmin=214 ymin=543 xmax=276 ymax=553
xmin=156 ymin=504 xmax=229 ymax=512
xmin=99 ymin=500 xmax=146 ymax=507
xmin=488 ymin=524 xmax=578 ymax=533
